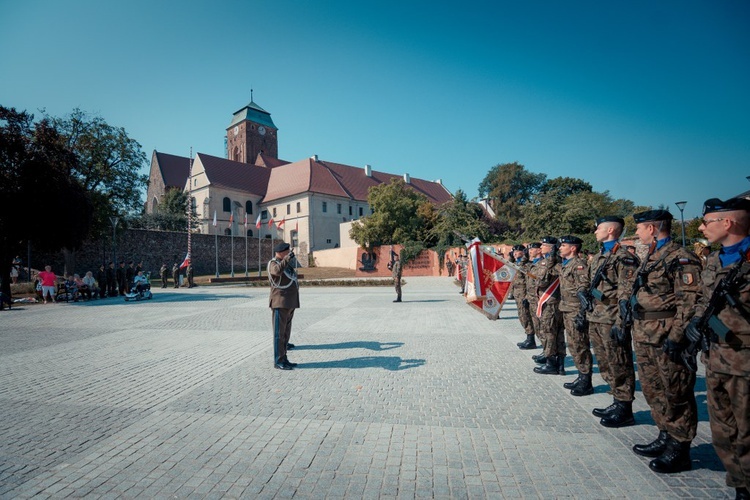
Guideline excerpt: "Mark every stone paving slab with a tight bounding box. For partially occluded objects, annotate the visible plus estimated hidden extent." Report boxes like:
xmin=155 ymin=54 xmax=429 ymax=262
xmin=0 ymin=277 xmax=731 ymax=498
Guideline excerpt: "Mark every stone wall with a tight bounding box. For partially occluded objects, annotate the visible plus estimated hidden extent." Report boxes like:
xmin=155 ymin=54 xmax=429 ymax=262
xmin=30 ymin=229 xmax=290 ymax=278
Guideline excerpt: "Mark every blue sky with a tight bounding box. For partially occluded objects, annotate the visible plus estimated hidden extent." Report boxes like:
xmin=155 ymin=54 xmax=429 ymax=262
xmin=1 ymin=0 xmax=748 ymax=220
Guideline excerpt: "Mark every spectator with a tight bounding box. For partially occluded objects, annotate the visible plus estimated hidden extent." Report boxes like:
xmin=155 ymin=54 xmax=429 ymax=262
xmin=65 ymin=275 xmax=80 ymax=301
xmin=95 ymin=264 xmax=107 ymax=298
xmin=38 ymin=265 xmax=57 ymax=304
xmin=133 ymin=270 xmax=149 ymax=293
xmin=10 ymin=263 xmax=19 ymax=284
xmin=82 ymin=271 xmax=98 ymax=300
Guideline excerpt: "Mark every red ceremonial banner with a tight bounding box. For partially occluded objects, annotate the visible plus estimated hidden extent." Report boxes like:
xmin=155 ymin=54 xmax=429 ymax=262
xmin=465 ymin=242 xmax=517 ymax=320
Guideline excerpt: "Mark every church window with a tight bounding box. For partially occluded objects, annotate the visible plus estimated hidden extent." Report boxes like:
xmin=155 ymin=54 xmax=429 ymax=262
xmin=246 ymin=200 xmax=253 ymax=214
xmin=191 ymin=197 xmax=197 ymax=211
xmin=273 ymin=207 xmax=277 ymax=217
xmin=337 ymin=203 xmax=342 ymax=214
xmin=291 ymin=230 xmax=298 ymax=248
xmin=349 ymin=206 xmax=352 ymax=216
xmin=296 ymin=202 xmax=301 ymax=213
xmin=151 ymin=197 xmax=158 ymax=213
xmin=224 ymin=228 xmax=231 ymax=236
xmin=359 ymin=207 xmax=364 ymax=216
xmin=286 ymin=204 xmax=290 ymax=215
xmin=261 ymin=210 xmax=268 ymax=220
xmin=233 ymin=146 xmax=240 ymax=162
xmin=247 ymin=229 xmax=253 ymax=237
xmin=322 ymin=202 xmax=327 ymax=213
xmin=223 ymin=197 xmax=231 ymax=212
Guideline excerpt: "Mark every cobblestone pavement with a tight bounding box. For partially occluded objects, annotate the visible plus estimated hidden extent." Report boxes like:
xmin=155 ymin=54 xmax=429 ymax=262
xmin=0 ymin=277 xmax=730 ymax=498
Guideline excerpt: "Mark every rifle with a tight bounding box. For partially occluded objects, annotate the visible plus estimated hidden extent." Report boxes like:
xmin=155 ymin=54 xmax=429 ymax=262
xmin=612 ymin=240 xmax=656 ymax=346
xmin=682 ymin=250 xmax=750 ymax=372
xmin=574 ymin=243 xmax=621 ymax=332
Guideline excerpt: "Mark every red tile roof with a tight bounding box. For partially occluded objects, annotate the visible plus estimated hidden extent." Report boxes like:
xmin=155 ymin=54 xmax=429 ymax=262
xmin=254 ymin=152 xmax=290 ymax=168
xmin=155 ymin=151 xmax=190 ymax=189
xmin=197 ymin=153 xmax=270 ymax=196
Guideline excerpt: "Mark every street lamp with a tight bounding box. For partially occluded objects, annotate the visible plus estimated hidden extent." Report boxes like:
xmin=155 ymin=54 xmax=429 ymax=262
xmin=109 ymin=216 xmax=119 ymax=264
xmin=675 ymin=201 xmax=687 ymax=247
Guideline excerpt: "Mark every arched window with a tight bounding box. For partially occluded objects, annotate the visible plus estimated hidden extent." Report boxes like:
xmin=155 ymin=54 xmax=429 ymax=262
xmin=246 ymin=200 xmax=253 ymax=214
xmin=233 ymin=146 xmax=240 ymax=161
xmin=224 ymin=228 xmax=231 ymax=236
xmin=151 ymin=197 xmax=158 ymax=213
xmin=223 ymin=197 xmax=231 ymax=212
xmin=191 ymin=197 xmax=197 ymax=211
xmin=246 ymin=229 xmax=253 ymax=237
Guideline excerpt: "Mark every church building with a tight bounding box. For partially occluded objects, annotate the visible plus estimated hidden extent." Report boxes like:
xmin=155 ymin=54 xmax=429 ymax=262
xmin=145 ymin=98 xmax=453 ymax=264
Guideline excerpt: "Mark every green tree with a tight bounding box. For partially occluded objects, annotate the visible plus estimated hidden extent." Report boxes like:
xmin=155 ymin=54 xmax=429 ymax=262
xmin=0 ymin=107 xmax=93 ymax=298
xmin=48 ymin=108 xmax=148 ymax=235
xmin=478 ymin=162 xmax=546 ymax=238
xmin=134 ymin=188 xmax=197 ymax=231
xmin=520 ymin=177 xmax=593 ymax=238
xmin=349 ymin=178 xmax=435 ymax=251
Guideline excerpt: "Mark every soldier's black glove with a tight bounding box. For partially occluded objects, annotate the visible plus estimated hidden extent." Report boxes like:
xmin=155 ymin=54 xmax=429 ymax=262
xmin=685 ymin=317 xmax=702 ymax=344
xmin=662 ymin=338 xmax=682 ymax=363
xmin=618 ymin=300 xmax=629 ymax=321
xmin=610 ymin=324 xmax=629 ymax=346
xmin=289 ymin=251 xmax=295 ymax=259
xmin=522 ymin=298 xmax=530 ymax=309
xmin=577 ymin=291 xmax=592 ymax=312
xmin=573 ymin=312 xmax=587 ymax=332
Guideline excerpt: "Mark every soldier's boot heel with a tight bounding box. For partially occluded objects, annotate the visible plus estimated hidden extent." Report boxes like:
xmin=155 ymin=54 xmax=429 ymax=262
xmin=517 ymin=335 xmax=537 ymax=350
xmin=570 ymin=373 xmax=594 ymax=396
xmin=599 ymin=401 xmax=635 ymax=428
xmin=563 ymin=375 xmax=581 ymax=390
xmin=533 ymin=357 xmax=559 ymax=375
xmin=633 ymin=430 xmax=669 ymax=457
xmin=557 ymin=355 xmax=566 ymax=375
xmin=648 ymin=438 xmax=691 ymax=474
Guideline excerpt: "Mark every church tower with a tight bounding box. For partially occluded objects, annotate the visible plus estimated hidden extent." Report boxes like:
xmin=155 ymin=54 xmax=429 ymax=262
xmin=226 ymin=96 xmax=278 ymax=164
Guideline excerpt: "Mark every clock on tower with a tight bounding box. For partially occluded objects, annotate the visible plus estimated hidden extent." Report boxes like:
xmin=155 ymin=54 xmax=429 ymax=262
xmin=226 ymin=97 xmax=278 ymax=164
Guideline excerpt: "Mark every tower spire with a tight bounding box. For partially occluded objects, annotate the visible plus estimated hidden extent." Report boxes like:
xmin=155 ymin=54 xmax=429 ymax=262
xmin=250 ymin=87 xmax=254 ymax=103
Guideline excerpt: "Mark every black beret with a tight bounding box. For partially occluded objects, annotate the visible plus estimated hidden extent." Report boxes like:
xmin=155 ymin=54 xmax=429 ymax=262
xmin=595 ymin=216 xmax=625 ymax=226
xmin=512 ymin=244 xmax=526 ymax=252
xmin=274 ymin=242 xmax=290 ymax=253
xmin=633 ymin=209 xmax=673 ymax=223
xmin=559 ymin=235 xmax=583 ymax=245
xmin=540 ymin=236 xmax=558 ymax=245
xmin=703 ymin=197 xmax=750 ymax=215
xmin=528 ymin=242 xmax=542 ymax=249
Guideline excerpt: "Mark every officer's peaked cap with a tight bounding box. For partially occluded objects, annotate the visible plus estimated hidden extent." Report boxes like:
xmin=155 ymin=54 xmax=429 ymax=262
xmin=559 ymin=235 xmax=583 ymax=245
xmin=595 ymin=215 xmax=625 ymax=226
xmin=540 ymin=236 xmax=558 ymax=245
xmin=703 ymin=197 xmax=750 ymax=215
xmin=274 ymin=242 xmax=291 ymax=253
xmin=633 ymin=209 xmax=673 ymax=224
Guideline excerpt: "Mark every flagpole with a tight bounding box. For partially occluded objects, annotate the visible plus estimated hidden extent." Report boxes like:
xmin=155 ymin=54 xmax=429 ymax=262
xmin=258 ymin=221 xmax=262 ymax=278
xmin=187 ymin=148 xmax=193 ymax=269
xmin=214 ymin=211 xmax=219 ymax=278
xmin=230 ymin=215 xmax=235 ymax=278
xmin=244 ymin=216 xmax=248 ymax=277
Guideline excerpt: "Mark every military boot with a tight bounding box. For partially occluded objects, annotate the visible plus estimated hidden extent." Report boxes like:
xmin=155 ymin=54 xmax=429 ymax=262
xmin=563 ymin=375 xmax=581 ymax=390
xmin=649 ymin=438 xmax=691 ymax=473
xmin=517 ymin=335 xmax=537 ymax=350
xmin=599 ymin=400 xmax=635 ymax=428
xmin=570 ymin=373 xmax=594 ymax=396
xmin=534 ymin=356 xmax=560 ymax=375
xmin=633 ymin=430 xmax=669 ymax=458
xmin=736 ymin=487 xmax=750 ymax=500
xmin=532 ymin=354 xmax=547 ymax=364
xmin=557 ymin=355 xmax=566 ymax=375
xmin=592 ymin=398 xmax=618 ymax=417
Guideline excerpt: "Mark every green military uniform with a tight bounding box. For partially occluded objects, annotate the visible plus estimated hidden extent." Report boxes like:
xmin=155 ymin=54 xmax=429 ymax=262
xmin=556 ymin=236 xmax=593 ymax=395
xmin=525 ymin=244 xmax=544 ymax=351
xmin=268 ymin=243 xmax=300 ymax=369
xmin=513 ymin=247 xmax=536 ymax=349
xmin=532 ymin=237 xmax=566 ymax=375
xmin=390 ymin=257 xmax=402 ymax=302
xmin=160 ymin=264 xmax=168 ymax=288
xmin=628 ymin=210 xmax=700 ymax=474
xmin=171 ymin=263 xmax=179 ymax=288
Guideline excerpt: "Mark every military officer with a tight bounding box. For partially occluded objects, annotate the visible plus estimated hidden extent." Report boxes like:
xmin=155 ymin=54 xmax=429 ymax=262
xmin=625 ymin=209 xmax=701 ymax=473
xmin=521 ymin=242 xmax=543 ymax=350
xmin=587 ymin=216 xmax=638 ymax=428
xmin=268 ymin=242 xmax=300 ymax=370
xmin=512 ymin=244 xmax=536 ymax=349
xmin=557 ymin=235 xmax=595 ymax=395
xmin=388 ymin=253 xmax=403 ymax=302
xmin=532 ymin=237 xmax=566 ymax=375
xmin=694 ymin=197 xmax=750 ymax=497
xmin=171 ymin=262 xmax=179 ymax=288
xmin=458 ymin=255 xmax=468 ymax=294
xmin=186 ymin=261 xmax=195 ymax=288
xmin=160 ymin=263 xmax=168 ymax=288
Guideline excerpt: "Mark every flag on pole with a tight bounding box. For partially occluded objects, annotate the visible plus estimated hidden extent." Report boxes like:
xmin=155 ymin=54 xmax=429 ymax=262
xmin=229 ymin=213 xmax=234 ymax=224
xmin=277 ymin=218 xmax=285 ymax=229
xmin=536 ymin=278 xmax=560 ymax=318
xmin=179 ymin=253 xmax=191 ymax=269
xmin=212 ymin=211 xmax=217 ymax=227
xmin=244 ymin=213 xmax=248 ymax=229
xmin=465 ymin=241 xmax=517 ymax=320
xmin=268 ymin=217 xmax=275 ymax=228
xmin=255 ymin=214 xmax=262 ymax=229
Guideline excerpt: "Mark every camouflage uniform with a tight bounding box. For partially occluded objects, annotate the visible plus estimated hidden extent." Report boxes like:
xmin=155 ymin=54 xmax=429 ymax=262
xmin=526 ymin=257 xmax=544 ymax=350
xmin=391 ymin=259 xmax=402 ymax=302
xmin=530 ymin=251 xmax=564 ymax=359
xmin=558 ymin=254 xmax=592 ymax=376
xmin=588 ymin=243 xmax=637 ymax=403
xmin=631 ymin=240 xmax=700 ymax=443
xmin=698 ymin=249 xmax=750 ymax=490
xmin=512 ymin=258 xmax=535 ymax=337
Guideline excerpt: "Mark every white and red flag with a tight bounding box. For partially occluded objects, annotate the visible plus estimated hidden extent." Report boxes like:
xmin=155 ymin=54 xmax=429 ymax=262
xmin=277 ymin=218 xmax=285 ymax=229
xmin=212 ymin=211 xmax=217 ymax=227
xmin=268 ymin=217 xmax=275 ymax=228
xmin=255 ymin=214 xmax=262 ymax=229
xmin=244 ymin=213 xmax=248 ymax=229
xmin=229 ymin=213 xmax=234 ymax=224
xmin=536 ymin=278 xmax=560 ymax=318
xmin=179 ymin=253 xmax=190 ymax=269
xmin=465 ymin=241 xmax=517 ymax=320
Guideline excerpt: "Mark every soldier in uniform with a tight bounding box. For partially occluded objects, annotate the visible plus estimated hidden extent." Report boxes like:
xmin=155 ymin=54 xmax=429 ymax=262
xmin=125 ymin=261 xmax=135 ymax=293
xmin=586 ymin=216 xmax=638 ymax=428
xmin=186 ymin=261 xmax=195 ymax=288
xmin=532 ymin=237 xmax=566 ymax=375
xmin=458 ymin=255 xmax=468 ymax=294
xmin=521 ymin=243 xmax=543 ymax=350
xmin=512 ymin=244 xmax=536 ymax=349
xmin=106 ymin=262 xmax=117 ymax=297
xmin=557 ymin=235 xmax=595 ymax=395
xmin=116 ymin=261 xmax=126 ymax=296
xmin=172 ymin=262 xmax=179 ymax=288
xmin=95 ymin=264 xmax=107 ymax=299
xmin=693 ymin=197 xmax=750 ymax=497
xmin=388 ymin=253 xmax=403 ymax=302
xmin=624 ymin=210 xmax=700 ymax=473
xmin=268 ymin=242 xmax=300 ymax=370
xmin=160 ymin=263 xmax=168 ymax=288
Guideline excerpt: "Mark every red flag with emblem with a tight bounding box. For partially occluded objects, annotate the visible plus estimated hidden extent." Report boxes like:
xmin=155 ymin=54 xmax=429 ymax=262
xmin=465 ymin=241 xmax=517 ymax=320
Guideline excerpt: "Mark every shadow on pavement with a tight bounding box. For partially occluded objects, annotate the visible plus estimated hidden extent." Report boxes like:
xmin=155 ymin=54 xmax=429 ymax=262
xmin=398 ymin=300 xmax=448 ymax=303
xmin=691 ymin=442 xmax=727 ymax=472
xmin=295 ymin=356 xmax=425 ymax=371
xmin=50 ymin=292 xmax=251 ymax=305
xmin=293 ymin=341 xmax=403 ymax=351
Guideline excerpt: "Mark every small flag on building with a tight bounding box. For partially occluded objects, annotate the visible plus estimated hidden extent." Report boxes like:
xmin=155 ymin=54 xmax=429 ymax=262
xmin=212 ymin=211 xmax=217 ymax=227
xmin=277 ymin=218 xmax=285 ymax=229
xmin=255 ymin=214 xmax=262 ymax=229
xmin=268 ymin=217 xmax=275 ymax=228
xmin=179 ymin=253 xmax=190 ymax=269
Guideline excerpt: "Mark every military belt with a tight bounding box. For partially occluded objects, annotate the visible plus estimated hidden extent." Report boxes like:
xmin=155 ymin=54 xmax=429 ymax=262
xmin=633 ymin=309 xmax=676 ymax=320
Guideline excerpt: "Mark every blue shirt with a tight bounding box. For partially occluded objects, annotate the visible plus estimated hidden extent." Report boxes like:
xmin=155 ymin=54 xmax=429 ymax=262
xmin=602 ymin=241 xmax=617 ymax=254
xmin=656 ymin=237 xmax=671 ymax=251
xmin=720 ymin=236 xmax=750 ymax=267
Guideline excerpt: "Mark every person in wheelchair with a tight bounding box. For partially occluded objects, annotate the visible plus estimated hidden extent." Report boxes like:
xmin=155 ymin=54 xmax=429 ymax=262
xmin=132 ymin=270 xmax=150 ymax=294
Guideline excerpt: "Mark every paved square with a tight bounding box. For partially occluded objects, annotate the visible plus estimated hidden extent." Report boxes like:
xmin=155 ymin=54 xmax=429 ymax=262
xmin=0 ymin=277 xmax=730 ymax=498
